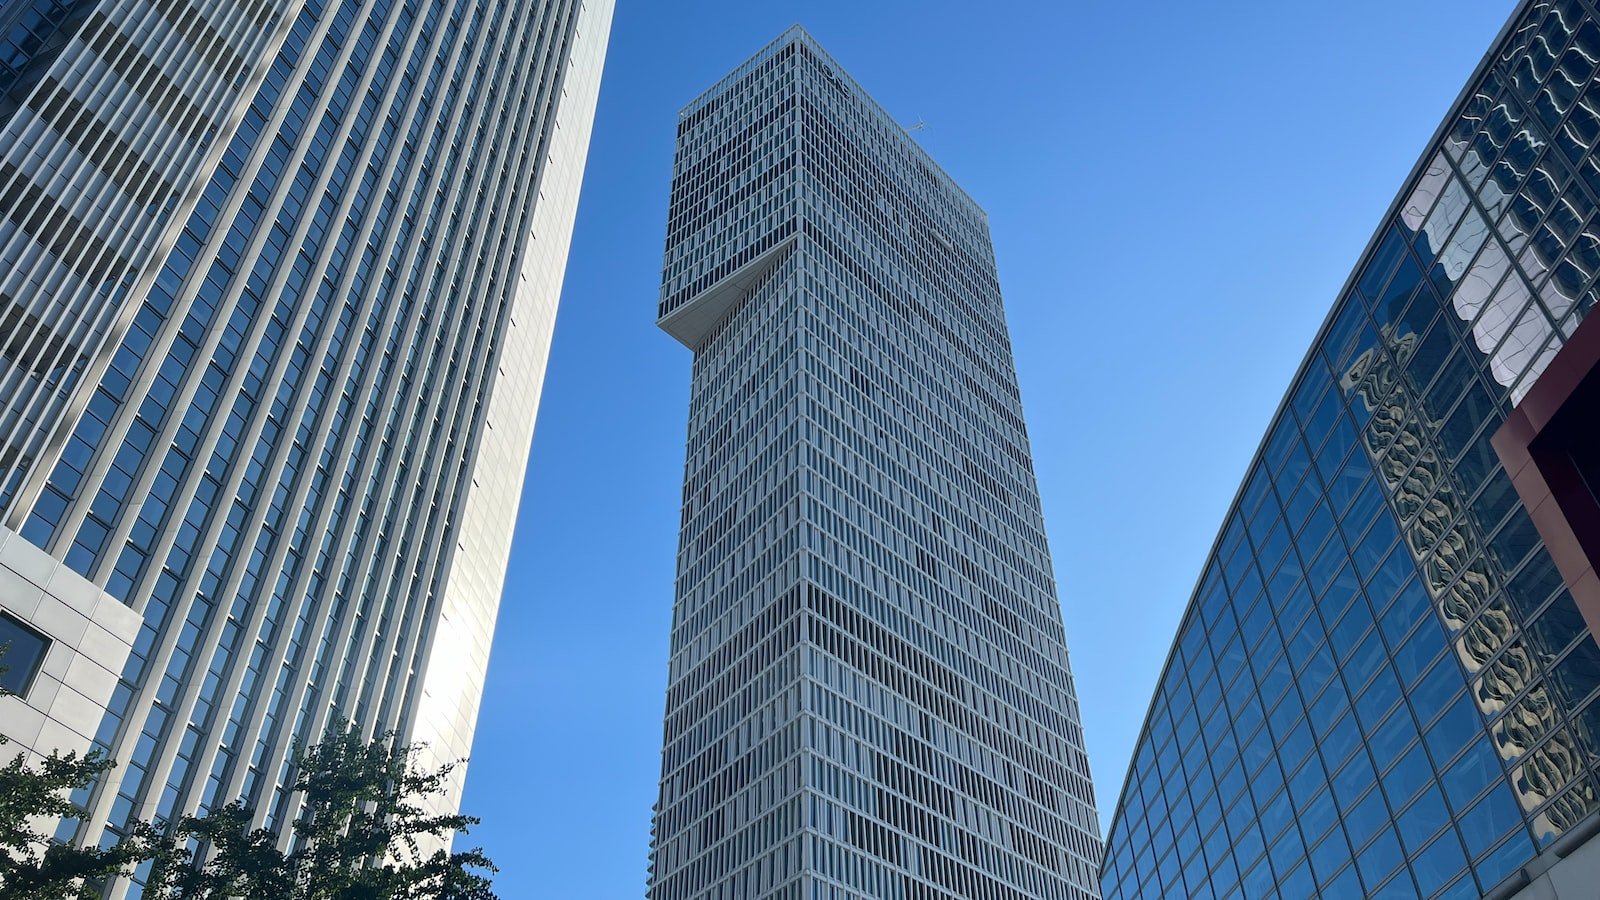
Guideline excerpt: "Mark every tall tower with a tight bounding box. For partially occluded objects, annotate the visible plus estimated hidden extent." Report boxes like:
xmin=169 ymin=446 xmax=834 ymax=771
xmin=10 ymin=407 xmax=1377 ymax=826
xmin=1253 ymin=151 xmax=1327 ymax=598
xmin=649 ymin=27 xmax=1102 ymax=900
xmin=0 ymin=0 xmax=612 ymax=887
xmin=1101 ymin=2 xmax=1600 ymax=899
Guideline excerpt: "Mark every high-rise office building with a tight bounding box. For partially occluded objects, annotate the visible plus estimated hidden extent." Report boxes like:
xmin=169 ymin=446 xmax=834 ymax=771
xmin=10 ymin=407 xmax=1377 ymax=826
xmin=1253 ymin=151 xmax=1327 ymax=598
xmin=649 ymin=27 xmax=1102 ymax=900
xmin=1101 ymin=2 xmax=1600 ymax=899
xmin=0 ymin=0 xmax=611 ymax=888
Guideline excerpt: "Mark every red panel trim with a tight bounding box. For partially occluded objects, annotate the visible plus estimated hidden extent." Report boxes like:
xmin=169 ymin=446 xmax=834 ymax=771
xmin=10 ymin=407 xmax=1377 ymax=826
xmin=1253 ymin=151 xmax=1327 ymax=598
xmin=1492 ymin=311 xmax=1600 ymax=640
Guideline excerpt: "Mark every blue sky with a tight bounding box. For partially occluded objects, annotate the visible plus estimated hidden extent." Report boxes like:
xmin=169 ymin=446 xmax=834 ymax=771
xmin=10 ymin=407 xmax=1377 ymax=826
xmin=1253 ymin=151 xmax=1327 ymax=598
xmin=459 ymin=1 xmax=1516 ymax=895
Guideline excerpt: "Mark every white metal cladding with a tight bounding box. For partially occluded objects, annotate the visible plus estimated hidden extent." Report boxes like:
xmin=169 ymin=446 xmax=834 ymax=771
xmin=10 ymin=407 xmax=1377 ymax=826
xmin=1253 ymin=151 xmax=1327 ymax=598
xmin=0 ymin=0 xmax=612 ymax=890
xmin=406 ymin=0 xmax=613 ymax=829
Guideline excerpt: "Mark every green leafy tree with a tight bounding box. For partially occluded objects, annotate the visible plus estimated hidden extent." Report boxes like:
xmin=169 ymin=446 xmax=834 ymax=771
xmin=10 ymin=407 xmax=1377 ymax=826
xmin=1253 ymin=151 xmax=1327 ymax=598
xmin=3 ymin=643 xmax=495 ymax=899
xmin=0 ymin=646 xmax=153 ymax=899
xmin=148 ymin=723 xmax=498 ymax=900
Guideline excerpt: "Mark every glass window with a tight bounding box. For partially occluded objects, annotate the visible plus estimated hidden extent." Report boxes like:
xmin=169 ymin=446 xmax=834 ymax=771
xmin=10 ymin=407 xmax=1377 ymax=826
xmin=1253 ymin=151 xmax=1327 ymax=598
xmin=1424 ymin=693 xmax=1483 ymax=764
xmin=1355 ymin=666 xmax=1403 ymax=730
xmin=1278 ymin=714 xmax=1314 ymax=769
xmin=1458 ymin=784 xmax=1523 ymax=860
xmin=1346 ymin=632 xmax=1389 ymax=697
xmin=1344 ymin=478 xmax=1388 ymax=538
xmin=1269 ymin=819 xmax=1305 ymax=874
xmin=1381 ymin=579 xmax=1432 ymax=645
xmin=1330 ymin=598 xmax=1375 ymax=662
xmin=1242 ymin=467 xmax=1274 ymax=518
xmin=1299 ymin=500 xmax=1337 ymax=559
xmin=1442 ymin=741 xmax=1502 ymax=810
xmin=0 ymin=612 xmax=50 ymax=697
xmin=1259 ymin=788 xmax=1293 ymax=841
xmin=1411 ymin=831 xmax=1469 ymax=897
xmin=1325 ymin=300 xmax=1379 ymax=371
xmin=1312 ymin=685 xmax=1351 ymax=740
xmin=1290 ymin=757 xmax=1329 ymax=813
xmin=1358 ymin=827 xmax=1405 ymax=891
xmin=1412 ymin=661 xmax=1466 ymax=725
xmin=1309 ymin=828 xmax=1352 ymax=887
xmin=1345 ymin=789 xmax=1390 ymax=850
xmin=1506 ymin=555 xmax=1563 ymax=621
xmin=1395 ymin=625 xmax=1445 ymax=687
xmin=1488 ymin=510 xmax=1542 ymax=574
xmin=1527 ymin=591 xmax=1587 ymax=658
xmin=1552 ymin=639 xmax=1600 ymax=707
xmin=1239 ymin=854 xmax=1274 ymax=898
xmin=1300 ymin=786 xmax=1338 ymax=845
xmin=1277 ymin=862 xmax=1316 ymax=899
xmin=1359 ymin=227 xmax=1408 ymax=302
xmin=1383 ymin=742 xmax=1433 ymax=809
xmin=1371 ymin=706 xmax=1420 ymax=763
xmin=1398 ymin=786 xmax=1451 ymax=853
xmin=1333 ymin=751 xmax=1377 ymax=812
xmin=1321 ymin=712 xmax=1363 ymax=771
xmin=1473 ymin=829 xmax=1534 ymax=891
xmin=1354 ymin=516 xmax=1402 ymax=580
xmin=1375 ymin=254 xmax=1425 ymax=327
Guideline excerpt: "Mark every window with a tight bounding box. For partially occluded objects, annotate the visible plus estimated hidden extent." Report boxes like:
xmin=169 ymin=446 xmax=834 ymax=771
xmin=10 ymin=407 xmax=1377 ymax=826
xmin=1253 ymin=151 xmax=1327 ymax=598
xmin=0 ymin=610 xmax=50 ymax=697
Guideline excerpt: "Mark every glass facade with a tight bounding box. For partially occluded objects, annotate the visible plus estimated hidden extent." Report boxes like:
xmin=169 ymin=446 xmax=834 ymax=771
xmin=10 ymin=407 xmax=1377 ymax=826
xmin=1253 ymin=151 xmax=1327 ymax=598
xmin=0 ymin=0 xmax=611 ymax=889
xmin=0 ymin=606 xmax=50 ymax=696
xmin=1100 ymin=2 xmax=1600 ymax=898
xmin=651 ymin=28 xmax=1102 ymax=900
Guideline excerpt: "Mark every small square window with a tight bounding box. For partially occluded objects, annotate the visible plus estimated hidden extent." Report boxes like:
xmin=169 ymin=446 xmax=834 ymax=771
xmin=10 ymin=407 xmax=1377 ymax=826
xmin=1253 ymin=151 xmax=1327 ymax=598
xmin=0 ymin=611 xmax=51 ymax=698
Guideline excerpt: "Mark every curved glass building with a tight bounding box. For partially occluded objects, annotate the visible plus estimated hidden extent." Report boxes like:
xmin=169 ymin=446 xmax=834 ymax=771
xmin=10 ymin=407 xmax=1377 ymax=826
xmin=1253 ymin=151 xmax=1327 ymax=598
xmin=1101 ymin=2 xmax=1600 ymax=899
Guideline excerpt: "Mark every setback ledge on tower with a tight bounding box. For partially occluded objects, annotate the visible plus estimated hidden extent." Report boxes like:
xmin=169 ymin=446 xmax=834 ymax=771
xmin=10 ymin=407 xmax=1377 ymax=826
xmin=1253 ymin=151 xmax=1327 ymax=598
xmin=657 ymin=236 xmax=795 ymax=351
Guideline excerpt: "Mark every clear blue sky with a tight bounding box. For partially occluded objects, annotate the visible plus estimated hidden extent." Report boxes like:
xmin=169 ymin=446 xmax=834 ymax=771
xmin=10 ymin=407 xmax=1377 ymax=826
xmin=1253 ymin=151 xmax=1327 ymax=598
xmin=459 ymin=1 xmax=1516 ymax=896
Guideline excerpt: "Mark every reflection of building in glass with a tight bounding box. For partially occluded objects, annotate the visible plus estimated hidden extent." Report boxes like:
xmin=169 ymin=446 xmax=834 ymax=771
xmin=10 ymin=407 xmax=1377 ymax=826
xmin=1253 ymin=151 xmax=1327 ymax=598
xmin=1343 ymin=337 xmax=1593 ymax=841
xmin=1102 ymin=2 xmax=1600 ymax=899
xmin=648 ymin=27 xmax=1103 ymax=900
xmin=0 ymin=0 xmax=613 ymax=891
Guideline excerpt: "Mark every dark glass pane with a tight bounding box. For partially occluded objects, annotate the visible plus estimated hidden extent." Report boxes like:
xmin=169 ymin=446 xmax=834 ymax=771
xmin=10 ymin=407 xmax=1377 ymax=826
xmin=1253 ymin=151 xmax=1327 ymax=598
xmin=0 ymin=611 xmax=49 ymax=696
xmin=1359 ymin=227 xmax=1408 ymax=302
xmin=1527 ymin=592 xmax=1587 ymax=657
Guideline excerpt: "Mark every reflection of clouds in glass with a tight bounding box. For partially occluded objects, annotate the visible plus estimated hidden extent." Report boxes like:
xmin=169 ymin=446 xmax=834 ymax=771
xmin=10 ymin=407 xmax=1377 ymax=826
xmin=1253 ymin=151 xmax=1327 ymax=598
xmin=1479 ymin=165 xmax=1511 ymax=220
xmin=1474 ymin=275 xmax=1531 ymax=356
xmin=1495 ymin=304 xmax=1554 ymax=390
xmin=1403 ymin=153 xmax=1452 ymax=231
xmin=1512 ymin=334 xmax=1562 ymax=404
xmin=1423 ymin=175 xmax=1471 ymax=255
xmin=1454 ymin=235 xmax=1511 ymax=322
xmin=1440 ymin=208 xmax=1491 ymax=284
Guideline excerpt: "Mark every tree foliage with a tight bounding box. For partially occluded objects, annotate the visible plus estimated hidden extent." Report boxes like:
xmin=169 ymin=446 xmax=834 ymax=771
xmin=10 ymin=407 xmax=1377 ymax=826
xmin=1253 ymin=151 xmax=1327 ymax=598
xmin=0 ymin=742 xmax=158 ymax=900
xmin=149 ymin=725 xmax=498 ymax=900
xmin=0 ymin=644 xmax=155 ymax=899
xmin=0 ymin=682 xmax=496 ymax=900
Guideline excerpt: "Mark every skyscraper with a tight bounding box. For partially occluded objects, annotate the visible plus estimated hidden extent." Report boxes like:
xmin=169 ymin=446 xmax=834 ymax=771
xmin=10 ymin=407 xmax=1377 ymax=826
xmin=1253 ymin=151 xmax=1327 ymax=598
xmin=1101 ymin=2 xmax=1600 ymax=898
xmin=0 ymin=0 xmax=611 ymax=888
xmin=649 ymin=27 xmax=1102 ymax=900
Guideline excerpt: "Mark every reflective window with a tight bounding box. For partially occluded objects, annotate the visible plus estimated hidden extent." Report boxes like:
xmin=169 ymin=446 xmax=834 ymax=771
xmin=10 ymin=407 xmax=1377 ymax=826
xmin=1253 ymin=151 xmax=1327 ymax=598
xmin=0 ymin=611 xmax=49 ymax=697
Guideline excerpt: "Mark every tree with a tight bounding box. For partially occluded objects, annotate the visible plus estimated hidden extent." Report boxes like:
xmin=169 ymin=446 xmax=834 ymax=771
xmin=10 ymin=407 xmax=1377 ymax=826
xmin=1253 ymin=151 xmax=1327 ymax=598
xmin=0 ymin=646 xmax=154 ymax=900
xmin=148 ymin=723 xmax=499 ymax=900
xmin=1 ymin=647 xmax=496 ymax=900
